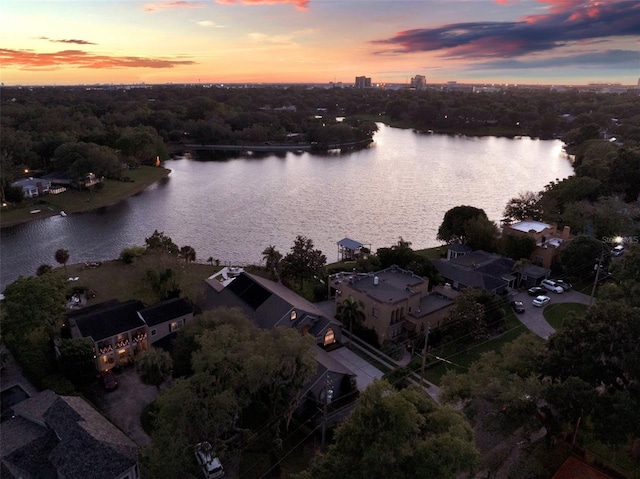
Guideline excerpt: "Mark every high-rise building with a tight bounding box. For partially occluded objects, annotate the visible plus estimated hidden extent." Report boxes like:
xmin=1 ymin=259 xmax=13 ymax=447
xmin=355 ymin=76 xmax=371 ymax=89
xmin=411 ymin=75 xmax=427 ymax=90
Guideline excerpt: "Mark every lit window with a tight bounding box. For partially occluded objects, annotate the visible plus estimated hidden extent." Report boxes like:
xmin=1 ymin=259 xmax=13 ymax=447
xmin=324 ymin=329 xmax=335 ymax=346
xmin=290 ymin=310 xmax=297 ymax=321
xmin=170 ymin=321 xmax=180 ymax=332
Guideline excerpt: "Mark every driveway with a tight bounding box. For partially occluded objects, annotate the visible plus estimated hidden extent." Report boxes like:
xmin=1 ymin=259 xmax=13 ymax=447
xmin=511 ymin=289 xmax=592 ymax=339
xmin=87 ymin=367 xmax=168 ymax=447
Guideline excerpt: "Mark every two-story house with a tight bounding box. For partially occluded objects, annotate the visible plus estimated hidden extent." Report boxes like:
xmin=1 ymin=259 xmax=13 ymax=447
xmin=67 ymin=297 xmax=193 ymax=373
xmin=502 ymin=219 xmax=573 ymax=269
xmin=334 ymin=265 xmax=435 ymax=345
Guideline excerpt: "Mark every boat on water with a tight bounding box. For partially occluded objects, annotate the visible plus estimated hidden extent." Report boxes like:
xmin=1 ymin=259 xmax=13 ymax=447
xmin=30 ymin=209 xmax=41 ymax=214
xmin=60 ymin=211 xmax=67 ymax=217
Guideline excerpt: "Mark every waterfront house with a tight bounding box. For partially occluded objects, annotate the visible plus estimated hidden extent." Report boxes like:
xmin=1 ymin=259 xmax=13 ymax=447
xmin=67 ymin=297 xmax=193 ymax=372
xmin=331 ymin=265 xmax=457 ymax=344
xmin=502 ymin=219 xmax=573 ymax=269
xmin=11 ymin=177 xmax=51 ymax=198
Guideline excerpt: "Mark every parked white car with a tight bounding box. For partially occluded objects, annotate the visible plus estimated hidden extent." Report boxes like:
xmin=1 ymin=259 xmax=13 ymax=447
xmin=195 ymin=442 xmax=225 ymax=479
xmin=532 ymin=295 xmax=551 ymax=307
xmin=541 ymin=279 xmax=564 ymax=294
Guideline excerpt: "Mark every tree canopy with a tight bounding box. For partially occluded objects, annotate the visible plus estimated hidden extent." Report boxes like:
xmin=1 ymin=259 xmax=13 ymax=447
xmin=295 ymin=380 xmax=479 ymax=479
xmin=437 ymin=205 xmax=492 ymax=245
xmin=281 ymin=235 xmax=326 ymax=288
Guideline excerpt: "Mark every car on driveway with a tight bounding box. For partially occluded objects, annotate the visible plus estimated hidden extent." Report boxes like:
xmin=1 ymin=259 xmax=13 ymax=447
xmin=510 ymin=300 xmax=525 ymax=313
xmin=554 ymin=279 xmax=572 ymax=291
xmin=101 ymin=370 xmax=118 ymax=391
xmin=541 ymin=279 xmax=564 ymax=294
xmin=532 ymin=295 xmax=551 ymax=307
xmin=528 ymin=286 xmax=545 ymax=296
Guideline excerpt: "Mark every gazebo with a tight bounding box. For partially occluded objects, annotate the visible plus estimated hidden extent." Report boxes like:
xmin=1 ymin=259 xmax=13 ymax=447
xmin=337 ymin=238 xmax=370 ymax=262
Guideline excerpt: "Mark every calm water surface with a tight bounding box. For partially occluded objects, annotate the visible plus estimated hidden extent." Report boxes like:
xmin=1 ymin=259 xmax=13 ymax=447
xmin=1 ymin=124 xmax=573 ymax=290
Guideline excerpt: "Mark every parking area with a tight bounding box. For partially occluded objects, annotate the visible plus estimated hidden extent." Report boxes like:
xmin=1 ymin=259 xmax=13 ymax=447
xmin=510 ymin=288 xmax=592 ymax=339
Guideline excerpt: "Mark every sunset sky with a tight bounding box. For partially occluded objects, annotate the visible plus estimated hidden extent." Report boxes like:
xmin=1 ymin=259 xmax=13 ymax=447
xmin=1 ymin=0 xmax=638 ymax=86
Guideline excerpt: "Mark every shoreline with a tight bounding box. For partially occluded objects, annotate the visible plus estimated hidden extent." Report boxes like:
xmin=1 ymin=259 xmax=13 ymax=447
xmin=1 ymin=167 xmax=171 ymax=230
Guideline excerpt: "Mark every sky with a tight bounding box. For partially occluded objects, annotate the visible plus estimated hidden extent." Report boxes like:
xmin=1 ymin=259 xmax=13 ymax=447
xmin=1 ymin=0 xmax=638 ymax=86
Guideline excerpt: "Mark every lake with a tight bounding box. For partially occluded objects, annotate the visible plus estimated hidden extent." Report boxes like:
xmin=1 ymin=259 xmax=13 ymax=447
xmin=0 ymin=124 xmax=574 ymax=291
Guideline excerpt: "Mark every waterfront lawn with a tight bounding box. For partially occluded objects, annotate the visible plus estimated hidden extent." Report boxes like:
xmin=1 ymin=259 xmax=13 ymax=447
xmin=52 ymin=254 xmax=218 ymax=308
xmin=544 ymin=302 xmax=588 ymax=330
xmin=1 ymin=166 xmax=170 ymax=228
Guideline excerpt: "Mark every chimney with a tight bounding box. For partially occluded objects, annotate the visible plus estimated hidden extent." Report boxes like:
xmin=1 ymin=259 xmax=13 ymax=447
xmin=561 ymin=225 xmax=571 ymax=240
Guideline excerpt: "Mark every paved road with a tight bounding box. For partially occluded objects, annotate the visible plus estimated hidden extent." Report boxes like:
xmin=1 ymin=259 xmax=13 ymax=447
xmin=510 ymin=288 xmax=592 ymax=339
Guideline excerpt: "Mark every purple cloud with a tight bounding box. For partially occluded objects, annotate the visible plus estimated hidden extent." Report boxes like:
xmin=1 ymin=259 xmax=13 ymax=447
xmin=372 ymin=0 xmax=640 ymax=59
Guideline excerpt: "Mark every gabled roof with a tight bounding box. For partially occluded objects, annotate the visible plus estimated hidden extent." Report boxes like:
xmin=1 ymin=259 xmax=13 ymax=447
xmin=3 ymin=390 xmax=138 ymax=479
xmin=138 ymin=297 xmax=193 ymax=326
xmin=72 ymin=300 xmax=145 ymax=341
xmin=205 ymin=272 xmax=340 ymax=336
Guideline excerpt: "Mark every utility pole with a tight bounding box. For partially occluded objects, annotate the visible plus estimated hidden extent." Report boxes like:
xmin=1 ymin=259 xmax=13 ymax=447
xmin=589 ymin=250 xmax=605 ymax=306
xmin=321 ymin=372 xmax=333 ymax=449
xmin=420 ymin=325 xmax=430 ymax=388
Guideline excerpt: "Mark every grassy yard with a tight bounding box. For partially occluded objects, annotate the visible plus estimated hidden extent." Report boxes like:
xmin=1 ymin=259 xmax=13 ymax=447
xmin=544 ymin=303 xmax=588 ymax=330
xmin=1 ymin=166 xmax=170 ymax=229
xmin=50 ymin=254 xmax=219 ymax=308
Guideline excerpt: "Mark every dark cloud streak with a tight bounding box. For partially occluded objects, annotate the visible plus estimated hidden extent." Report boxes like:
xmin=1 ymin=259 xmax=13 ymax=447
xmin=39 ymin=37 xmax=97 ymax=45
xmin=372 ymin=1 xmax=640 ymax=59
xmin=476 ymin=49 xmax=640 ymax=70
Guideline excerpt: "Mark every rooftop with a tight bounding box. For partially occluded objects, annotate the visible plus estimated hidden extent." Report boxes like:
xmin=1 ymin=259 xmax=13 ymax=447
xmin=509 ymin=220 xmax=552 ymax=233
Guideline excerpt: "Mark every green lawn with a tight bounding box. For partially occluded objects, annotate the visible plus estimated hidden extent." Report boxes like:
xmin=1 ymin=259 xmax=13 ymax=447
xmin=544 ymin=303 xmax=588 ymax=330
xmin=1 ymin=166 xmax=170 ymax=228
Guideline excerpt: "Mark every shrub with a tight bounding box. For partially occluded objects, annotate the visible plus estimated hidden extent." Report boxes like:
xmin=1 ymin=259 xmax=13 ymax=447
xmin=119 ymin=245 xmax=146 ymax=264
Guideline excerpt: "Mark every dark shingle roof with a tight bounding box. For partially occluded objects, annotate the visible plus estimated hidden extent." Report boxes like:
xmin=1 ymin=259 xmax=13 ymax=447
xmin=3 ymin=391 xmax=138 ymax=479
xmin=72 ymin=300 xmax=145 ymax=341
xmin=226 ymin=273 xmax=272 ymax=310
xmin=138 ymin=298 xmax=193 ymax=326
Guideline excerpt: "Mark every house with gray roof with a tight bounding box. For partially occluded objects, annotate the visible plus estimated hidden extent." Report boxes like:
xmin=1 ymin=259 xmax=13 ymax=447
xmin=433 ymin=250 xmax=518 ymax=294
xmin=205 ymin=272 xmax=342 ymax=348
xmin=1 ymin=390 xmax=139 ymax=479
xmin=68 ymin=298 xmax=193 ymax=373
xmin=203 ymin=272 xmax=357 ymax=408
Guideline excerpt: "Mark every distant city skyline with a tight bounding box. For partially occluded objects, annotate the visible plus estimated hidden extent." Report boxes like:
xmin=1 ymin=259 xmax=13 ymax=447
xmin=1 ymin=0 xmax=638 ymax=86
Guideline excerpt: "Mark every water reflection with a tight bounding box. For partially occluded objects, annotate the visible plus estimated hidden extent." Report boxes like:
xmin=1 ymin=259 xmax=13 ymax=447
xmin=0 ymin=125 xmax=573 ymax=290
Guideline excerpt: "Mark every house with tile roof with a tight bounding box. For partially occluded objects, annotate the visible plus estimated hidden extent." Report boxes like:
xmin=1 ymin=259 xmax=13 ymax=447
xmin=1 ymin=389 xmax=139 ymax=479
xmin=67 ymin=298 xmax=193 ymax=373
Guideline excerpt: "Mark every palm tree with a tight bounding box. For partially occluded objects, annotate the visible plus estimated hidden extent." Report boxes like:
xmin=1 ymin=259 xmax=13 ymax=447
xmin=135 ymin=347 xmax=173 ymax=390
xmin=336 ymin=297 xmax=365 ymax=348
xmin=262 ymin=245 xmax=282 ymax=281
xmin=55 ymin=248 xmax=70 ymax=274
xmin=512 ymin=258 xmax=531 ymax=289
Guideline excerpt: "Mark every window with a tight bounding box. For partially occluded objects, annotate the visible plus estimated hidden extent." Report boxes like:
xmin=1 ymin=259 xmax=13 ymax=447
xmin=372 ymin=308 xmax=379 ymax=318
xmin=290 ymin=310 xmax=297 ymax=321
xmin=324 ymin=329 xmax=335 ymax=346
xmin=151 ymin=329 xmax=157 ymax=336
xmin=170 ymin=321 xmax=181 ymax=332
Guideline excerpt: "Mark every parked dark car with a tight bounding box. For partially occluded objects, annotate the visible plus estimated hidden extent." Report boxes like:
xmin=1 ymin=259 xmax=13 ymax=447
xmin=528 ymin=286 xmax=545 ymax=296
xmin=510 ymin=300 xmax=525 ymax=314
xmin=101 ymin=370 xmax=118 ymax=390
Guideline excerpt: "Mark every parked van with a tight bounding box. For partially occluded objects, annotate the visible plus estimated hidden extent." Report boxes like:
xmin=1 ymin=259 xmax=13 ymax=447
xmin=195 ymin=442 xmax=225 ymax=478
